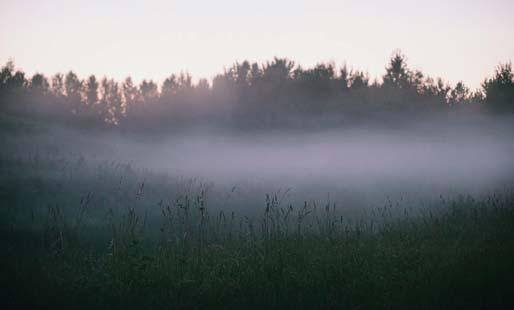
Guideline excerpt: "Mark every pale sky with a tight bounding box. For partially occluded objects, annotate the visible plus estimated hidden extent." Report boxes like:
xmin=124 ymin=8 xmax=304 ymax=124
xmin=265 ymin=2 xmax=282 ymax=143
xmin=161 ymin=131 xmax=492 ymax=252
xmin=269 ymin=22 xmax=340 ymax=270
xmin=1 ymin=0 xmax=513 ymax=89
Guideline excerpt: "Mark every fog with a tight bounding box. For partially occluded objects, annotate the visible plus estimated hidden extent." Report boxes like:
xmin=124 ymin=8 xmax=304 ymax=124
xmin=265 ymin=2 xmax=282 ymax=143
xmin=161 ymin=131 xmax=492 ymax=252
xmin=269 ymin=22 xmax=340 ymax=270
xmin=6 ymin=115 xmax=513 ymax=214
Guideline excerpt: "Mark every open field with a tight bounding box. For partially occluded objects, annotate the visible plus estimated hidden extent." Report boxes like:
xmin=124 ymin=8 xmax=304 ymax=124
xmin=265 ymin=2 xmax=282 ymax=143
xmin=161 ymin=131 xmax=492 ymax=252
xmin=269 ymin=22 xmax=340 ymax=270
xmin=2 ymin=124 xmax=514 ymax=309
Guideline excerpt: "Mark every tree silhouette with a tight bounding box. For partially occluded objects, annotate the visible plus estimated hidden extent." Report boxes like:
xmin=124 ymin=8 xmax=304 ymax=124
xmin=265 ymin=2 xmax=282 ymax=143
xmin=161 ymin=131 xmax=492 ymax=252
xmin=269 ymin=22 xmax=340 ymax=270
xmin=122 ymin=77 xmax=140 ymax=119
xmin=0 ymin=61 xmax=15 ymax=91
xmin=262 ymin=58 xmax=295 ymax=86
xmin=8 ymin=70 xmax=26 ymax=90
xmin=85 ymin=75 xmax=99 ymax=106
xmin=482 ymin=62 xmax=514 ymax=112
xmin=350 ymin=70 xmax=369 ymax=90
xmin=106 ymin=80 xmax=123 ymax=124
xmin=51 ymin=73 xmax=65 ymax=98
xmin=449 ymin=81 xmax=470 ymax=106
xmin=30 ymin=73 xmax=50 ymax=94
xmin=383 ymin=51 xmax=411 ymax=89
xmin=338 ymin=64 xmax=351 ymax=92
xmin=64 ymin=71 xmax=83 ymax=114
xmin=2 ymin=53 xmax=513 ymax=130
xmin=161 ymin=74 xmax=178 ymax=99
xmin=140 ymin=80 xmax=158 ymax=102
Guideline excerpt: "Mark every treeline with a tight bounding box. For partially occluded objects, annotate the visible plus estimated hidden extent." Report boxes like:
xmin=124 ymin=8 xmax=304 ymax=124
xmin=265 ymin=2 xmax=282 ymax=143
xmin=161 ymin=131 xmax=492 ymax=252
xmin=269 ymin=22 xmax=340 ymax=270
xmin=0 ymin=51 xmax=513 ymax=130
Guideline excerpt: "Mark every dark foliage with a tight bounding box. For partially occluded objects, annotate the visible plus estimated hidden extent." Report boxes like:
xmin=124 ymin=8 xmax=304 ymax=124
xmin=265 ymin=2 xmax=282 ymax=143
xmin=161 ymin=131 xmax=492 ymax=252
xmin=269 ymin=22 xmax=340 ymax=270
xmin=0 ymin=52 xmax=512 ymax=131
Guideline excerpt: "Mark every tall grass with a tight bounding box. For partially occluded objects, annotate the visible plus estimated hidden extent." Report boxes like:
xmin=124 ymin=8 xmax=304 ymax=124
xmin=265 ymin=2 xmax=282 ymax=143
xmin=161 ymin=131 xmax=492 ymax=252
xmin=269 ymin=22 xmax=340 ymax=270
xmin=1 ymin=155 xmax=514 ymax=309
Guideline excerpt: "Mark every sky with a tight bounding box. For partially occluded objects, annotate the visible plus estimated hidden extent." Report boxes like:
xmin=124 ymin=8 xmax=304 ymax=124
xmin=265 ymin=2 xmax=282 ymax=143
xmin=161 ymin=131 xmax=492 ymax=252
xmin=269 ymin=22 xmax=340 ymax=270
xmin=1 ymin=0 xmax=513 ymax=89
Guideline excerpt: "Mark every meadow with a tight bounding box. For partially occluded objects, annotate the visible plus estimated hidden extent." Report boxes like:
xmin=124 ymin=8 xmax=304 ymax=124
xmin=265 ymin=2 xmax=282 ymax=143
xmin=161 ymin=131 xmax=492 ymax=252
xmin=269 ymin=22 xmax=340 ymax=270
xmin=2 ymin=124 xmax=514 ymax=310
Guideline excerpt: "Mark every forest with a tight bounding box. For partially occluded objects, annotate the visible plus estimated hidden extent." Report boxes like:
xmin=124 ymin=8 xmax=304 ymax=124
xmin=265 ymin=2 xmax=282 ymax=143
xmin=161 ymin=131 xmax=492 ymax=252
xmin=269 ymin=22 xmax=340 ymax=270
xmin=1 ymin=51 xmax=513 ymax=131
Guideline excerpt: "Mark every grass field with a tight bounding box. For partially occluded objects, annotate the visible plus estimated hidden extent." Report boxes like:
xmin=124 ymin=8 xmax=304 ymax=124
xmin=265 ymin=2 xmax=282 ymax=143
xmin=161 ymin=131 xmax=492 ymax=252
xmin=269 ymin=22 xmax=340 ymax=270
xmin=2 ymin=150 xmax=514 ymax=310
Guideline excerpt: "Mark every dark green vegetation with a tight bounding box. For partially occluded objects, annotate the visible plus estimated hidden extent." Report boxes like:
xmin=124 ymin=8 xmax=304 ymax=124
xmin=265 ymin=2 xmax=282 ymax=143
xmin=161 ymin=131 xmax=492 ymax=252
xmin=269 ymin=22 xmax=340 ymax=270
xmin=1 ymin=52 xmax=513 ymax=131
xmin=2 ymin=152 xmax=514 ymax=310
